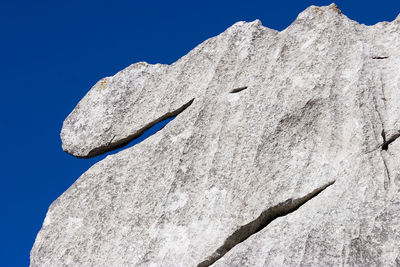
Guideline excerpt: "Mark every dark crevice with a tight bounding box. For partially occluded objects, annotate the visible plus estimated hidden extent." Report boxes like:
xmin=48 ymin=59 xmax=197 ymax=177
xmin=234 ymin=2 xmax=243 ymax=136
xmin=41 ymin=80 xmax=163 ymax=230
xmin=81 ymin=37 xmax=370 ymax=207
xmin=381 ymin=153 xmax=391 ymax=189
xmin=381 ymin=129 xmax=387 ymax=150
xmin=372 ymin=56 xmax=389 ymax=59
xmin=230 ymin=86 xmax=247 ymax=93
xmin=381 ymin=131 xmax=400 ymax=151
xmin=197 ymin=180 xmax=336 ymax=267
xmin=80 ymin=98 xmax=195 ymax=158
xmin=379 ymin=130 xmax=399 ymax=189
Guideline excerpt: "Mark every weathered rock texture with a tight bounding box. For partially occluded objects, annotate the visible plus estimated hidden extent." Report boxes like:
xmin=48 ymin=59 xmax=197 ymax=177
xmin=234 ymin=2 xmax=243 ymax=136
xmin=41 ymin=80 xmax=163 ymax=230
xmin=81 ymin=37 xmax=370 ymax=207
xmin=32 ymin=4 xmax=400 ymax=266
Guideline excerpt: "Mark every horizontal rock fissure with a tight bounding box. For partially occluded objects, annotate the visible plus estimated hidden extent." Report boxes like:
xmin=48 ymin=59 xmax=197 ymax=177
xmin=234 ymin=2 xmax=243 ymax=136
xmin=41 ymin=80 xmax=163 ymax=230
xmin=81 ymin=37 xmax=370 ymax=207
xmin=381 ymin=130 xmax=400 ymax=151
xmin=230 ymin=86 xmax=248 ymax=93
xmin=372 ymin=56 xmax=389 ymax=59
xmin=81 ymin=98 xmax=195 ymax=158
xmin=197 ymin=180 xmax=336 ymax=267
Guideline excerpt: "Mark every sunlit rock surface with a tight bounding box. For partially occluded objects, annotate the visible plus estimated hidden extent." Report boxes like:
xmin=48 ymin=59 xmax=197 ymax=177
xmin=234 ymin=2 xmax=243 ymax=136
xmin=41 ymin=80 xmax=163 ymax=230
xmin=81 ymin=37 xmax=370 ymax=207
xmin=32 ymin=4 xmax=400 ymax=266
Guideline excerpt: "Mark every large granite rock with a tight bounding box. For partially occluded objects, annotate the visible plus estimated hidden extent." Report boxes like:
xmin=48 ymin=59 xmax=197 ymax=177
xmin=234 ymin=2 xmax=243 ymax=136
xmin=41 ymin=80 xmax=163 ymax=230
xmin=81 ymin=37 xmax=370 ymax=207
xmin=31 ymin=4 xmax=400 ymax=266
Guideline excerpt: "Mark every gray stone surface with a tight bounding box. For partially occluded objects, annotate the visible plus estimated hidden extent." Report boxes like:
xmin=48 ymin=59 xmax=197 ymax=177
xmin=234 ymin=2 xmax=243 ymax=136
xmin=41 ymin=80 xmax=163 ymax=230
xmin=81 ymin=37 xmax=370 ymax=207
xmin=32 ymin=4 xmax=400 ymax=266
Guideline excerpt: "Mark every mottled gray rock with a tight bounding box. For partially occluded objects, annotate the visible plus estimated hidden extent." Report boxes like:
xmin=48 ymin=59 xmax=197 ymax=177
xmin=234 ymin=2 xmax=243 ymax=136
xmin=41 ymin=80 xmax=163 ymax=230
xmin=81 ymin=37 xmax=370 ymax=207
xmin=32 ymin=4 xmax=400 ymax=266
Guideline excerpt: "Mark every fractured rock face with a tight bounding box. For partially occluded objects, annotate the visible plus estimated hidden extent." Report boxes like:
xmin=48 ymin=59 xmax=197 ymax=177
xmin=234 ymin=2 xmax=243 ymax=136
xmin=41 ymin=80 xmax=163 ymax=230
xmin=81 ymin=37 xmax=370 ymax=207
xmin=32 ymin=4 xmax=400 ymax=266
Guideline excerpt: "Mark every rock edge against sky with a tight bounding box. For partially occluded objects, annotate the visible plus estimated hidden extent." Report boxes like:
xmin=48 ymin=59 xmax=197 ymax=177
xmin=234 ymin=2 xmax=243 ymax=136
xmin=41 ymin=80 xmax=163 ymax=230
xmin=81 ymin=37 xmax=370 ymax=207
xmin=32 ymin=4 xmax=400 ymax=266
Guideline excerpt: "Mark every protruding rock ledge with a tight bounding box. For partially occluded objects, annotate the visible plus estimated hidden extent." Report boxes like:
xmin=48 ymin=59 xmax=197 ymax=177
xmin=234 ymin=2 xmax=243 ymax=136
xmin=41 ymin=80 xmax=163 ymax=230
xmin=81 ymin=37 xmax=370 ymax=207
xmin=79 ymin=98 xmax=194 ymax=158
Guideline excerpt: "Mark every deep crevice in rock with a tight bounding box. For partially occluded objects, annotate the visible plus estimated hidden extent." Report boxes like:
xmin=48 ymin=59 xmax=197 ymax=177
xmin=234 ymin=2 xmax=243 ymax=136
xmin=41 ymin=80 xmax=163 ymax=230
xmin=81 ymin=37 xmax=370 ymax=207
xmin=230 ymin=86 xmax=248 ymax=93
xmin=381 ymin=130 xmax=400 ymax=151
xmin=372 ymin=56 xmax=389 ymax=59
xmin=81 ymin=98 xmax=195 ymax=158
xmin=197 ymin=180 xmax=336 ymax=267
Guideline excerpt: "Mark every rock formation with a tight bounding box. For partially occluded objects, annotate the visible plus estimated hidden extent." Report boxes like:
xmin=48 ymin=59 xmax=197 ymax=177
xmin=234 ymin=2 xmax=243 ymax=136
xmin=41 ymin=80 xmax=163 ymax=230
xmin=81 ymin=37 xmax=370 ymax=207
xmin=31 ymin=4 xmax=400 ymax=266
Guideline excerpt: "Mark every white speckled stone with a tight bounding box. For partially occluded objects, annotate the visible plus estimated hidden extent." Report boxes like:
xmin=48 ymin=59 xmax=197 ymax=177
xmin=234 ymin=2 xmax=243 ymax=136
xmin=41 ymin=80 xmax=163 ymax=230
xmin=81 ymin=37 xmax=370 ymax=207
xmin=32 ymin=4 xmax=400 ymax=266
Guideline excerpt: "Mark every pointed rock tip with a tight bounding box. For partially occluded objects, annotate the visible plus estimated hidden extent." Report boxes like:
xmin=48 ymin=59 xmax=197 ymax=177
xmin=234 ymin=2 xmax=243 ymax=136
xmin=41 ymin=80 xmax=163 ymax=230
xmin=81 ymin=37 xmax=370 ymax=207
xmin=283 ymin=3 xmax=346 ymax=30
xmin=328 ymin=3 xmax=342 ymax=14
xmin=223 ymin=19 xmax=265 ymax=35
xmin=297 ymin=3 xmax=342 ymax=20
xmin=133 ymin=61 xmax=148 ymax=67
xmin=251 ymin=19 xmax=262 ymax=26
xmin=231 ymin=19 xmax=262 ymax=28
xmin=395 ymin=12 xmax=400 ymax=22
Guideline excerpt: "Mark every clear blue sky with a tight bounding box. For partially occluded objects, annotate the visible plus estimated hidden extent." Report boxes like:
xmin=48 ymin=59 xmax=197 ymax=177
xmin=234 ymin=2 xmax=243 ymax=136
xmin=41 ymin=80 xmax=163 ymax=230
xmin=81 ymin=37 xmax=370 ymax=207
xmin=1 ymin=0 xmax=399 ymax=266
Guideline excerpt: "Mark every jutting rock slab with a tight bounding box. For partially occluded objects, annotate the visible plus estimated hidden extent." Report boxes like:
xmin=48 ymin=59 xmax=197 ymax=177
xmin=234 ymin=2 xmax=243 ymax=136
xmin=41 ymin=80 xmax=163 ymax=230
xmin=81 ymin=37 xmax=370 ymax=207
xmin=31 ymin=4 xmax=400 ymax=266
